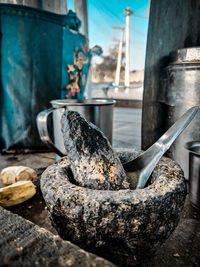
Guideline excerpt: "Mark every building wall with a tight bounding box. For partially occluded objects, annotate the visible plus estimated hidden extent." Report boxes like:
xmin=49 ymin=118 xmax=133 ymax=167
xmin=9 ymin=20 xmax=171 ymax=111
xmin=0 ymin=0 xmax=68 ymax=14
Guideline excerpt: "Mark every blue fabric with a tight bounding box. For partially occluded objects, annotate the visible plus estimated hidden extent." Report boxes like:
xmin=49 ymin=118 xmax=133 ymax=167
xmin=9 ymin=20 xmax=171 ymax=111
xmin=0 ymin=4 xmax=91 ymax=150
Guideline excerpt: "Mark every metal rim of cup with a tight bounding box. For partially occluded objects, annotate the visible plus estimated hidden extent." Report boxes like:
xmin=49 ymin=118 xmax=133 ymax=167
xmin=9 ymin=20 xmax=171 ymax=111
xmin=185 ymin=141 xmax=200 ymax=156
xmin=51 ymin=98 xmax=116 ymax=107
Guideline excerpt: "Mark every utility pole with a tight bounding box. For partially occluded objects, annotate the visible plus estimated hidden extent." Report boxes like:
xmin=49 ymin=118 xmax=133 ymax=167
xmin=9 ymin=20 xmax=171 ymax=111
xmin=113 ymin=26 xmax=125 ymax=92
xmin=124 ymin=7 xmax=133 ymax=90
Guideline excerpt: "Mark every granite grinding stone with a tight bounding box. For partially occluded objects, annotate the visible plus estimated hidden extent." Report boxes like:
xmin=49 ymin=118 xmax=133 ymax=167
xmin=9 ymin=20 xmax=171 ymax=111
xmin=60 ymin=111 xmax=130 ymax=190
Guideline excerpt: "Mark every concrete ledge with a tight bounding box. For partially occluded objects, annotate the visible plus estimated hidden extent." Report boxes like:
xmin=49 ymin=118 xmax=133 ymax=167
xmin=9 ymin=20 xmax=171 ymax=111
xmin=114 ymin=99 xmax=142 ymax=108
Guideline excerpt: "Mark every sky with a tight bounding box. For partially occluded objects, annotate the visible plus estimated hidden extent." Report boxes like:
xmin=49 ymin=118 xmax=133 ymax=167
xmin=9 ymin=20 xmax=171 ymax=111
xmin=68 ymin=0 xmax=150 ymax=71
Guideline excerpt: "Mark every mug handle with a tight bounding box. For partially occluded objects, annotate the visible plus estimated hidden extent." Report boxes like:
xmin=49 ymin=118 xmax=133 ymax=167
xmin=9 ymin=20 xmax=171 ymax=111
xmin=36 ymin=107 xmax=65 ymax=157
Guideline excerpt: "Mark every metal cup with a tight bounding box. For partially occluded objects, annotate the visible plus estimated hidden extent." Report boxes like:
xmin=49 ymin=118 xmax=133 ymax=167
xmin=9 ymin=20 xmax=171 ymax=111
xmin=36 ymin=99 xmax=116 ymax=158
xmin=185 ymin=141 xmax=200 ymax=209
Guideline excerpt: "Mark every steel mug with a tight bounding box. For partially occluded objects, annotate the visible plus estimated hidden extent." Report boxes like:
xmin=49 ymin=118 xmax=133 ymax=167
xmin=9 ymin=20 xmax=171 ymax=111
xmin=185 ymin=141 xmax=200 ymax=209
xmin=36 ymin=99 xmax=116 ymax=158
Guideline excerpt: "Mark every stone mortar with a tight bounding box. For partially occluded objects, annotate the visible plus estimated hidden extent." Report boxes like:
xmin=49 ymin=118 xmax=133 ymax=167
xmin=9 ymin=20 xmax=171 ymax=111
xmin=41 ymin=149 xmax=186 ymax=267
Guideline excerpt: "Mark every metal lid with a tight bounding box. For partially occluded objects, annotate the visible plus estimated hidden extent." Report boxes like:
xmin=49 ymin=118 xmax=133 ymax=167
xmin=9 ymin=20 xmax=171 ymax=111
xmin=185 ymin=141 xmax=200 ymax=156
xmin=51 ymin=99 xmax=116 ymax=107
xmin=170 ymin=47 xmax=200 ymax=63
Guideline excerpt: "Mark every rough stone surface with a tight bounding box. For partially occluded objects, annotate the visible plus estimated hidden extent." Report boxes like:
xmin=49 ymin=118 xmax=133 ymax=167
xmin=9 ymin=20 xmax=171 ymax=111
xmin=41 ymin=149 xmax=186 ymax=267
xmin=0 ymin=206 xmax=116 ymax=267
xmin=61 ymin=111 xmax=130 ymax=190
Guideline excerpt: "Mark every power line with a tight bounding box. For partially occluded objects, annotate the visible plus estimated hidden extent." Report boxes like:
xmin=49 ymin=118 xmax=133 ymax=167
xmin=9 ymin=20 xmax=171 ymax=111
xmin=90 ymin=18 xmax=111 ymax=36
xmin=89 ymin=5 xmax=113 ymax=36
xmin=133 ymin=14 xmax=148 ymax=19
xmin=131 ymin=40 xmax=146 ymax=45
xmin=132 ymin=29 xmax=146 ymax=37
xmin=97 ymin=0 xmax=124 ymax=25
xmin=90 ymin=3 xmax=122 ymax=34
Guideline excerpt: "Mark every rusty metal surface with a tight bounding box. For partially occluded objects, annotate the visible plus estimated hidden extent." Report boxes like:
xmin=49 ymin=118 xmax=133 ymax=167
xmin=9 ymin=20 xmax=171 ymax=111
xmin=170 ymin=47 xmax=200 ymax=63
xmin=155 ymin=48 xmax=200 ymax=179
xmin=142 ymin=0 xmax=200 ymax=151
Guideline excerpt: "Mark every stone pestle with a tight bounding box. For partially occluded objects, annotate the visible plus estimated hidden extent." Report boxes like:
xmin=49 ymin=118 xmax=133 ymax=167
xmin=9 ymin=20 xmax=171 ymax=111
xmin=61 ymin=110 xmax=130 ymax=190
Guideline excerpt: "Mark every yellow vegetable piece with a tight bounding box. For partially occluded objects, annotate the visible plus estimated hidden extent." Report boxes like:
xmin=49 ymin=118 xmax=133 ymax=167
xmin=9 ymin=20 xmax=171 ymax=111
xmin=0 ymin=181 xmax=36 ymax=207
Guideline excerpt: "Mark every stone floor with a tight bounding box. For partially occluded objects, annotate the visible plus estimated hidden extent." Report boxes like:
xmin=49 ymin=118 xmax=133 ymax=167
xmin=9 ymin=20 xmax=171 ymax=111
xmin=0 ymin=107 xmax=200 ymax=266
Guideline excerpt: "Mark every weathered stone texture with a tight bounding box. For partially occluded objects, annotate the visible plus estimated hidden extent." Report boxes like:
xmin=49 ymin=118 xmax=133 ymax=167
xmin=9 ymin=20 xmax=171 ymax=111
xmin=41 ymin=150 xmax=186 ymax=266
xmin=61 ymin=111 xmax=130 ymax=190
xmin=0 ymin=206 xmax=116 ymax=267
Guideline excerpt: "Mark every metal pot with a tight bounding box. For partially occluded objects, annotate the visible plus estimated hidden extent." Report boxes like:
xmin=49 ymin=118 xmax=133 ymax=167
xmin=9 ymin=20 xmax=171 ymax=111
xmin=37 ymin=99 xmax=116 ymax=158
xmin=159 ymin=47 xmax=200 ymax=179
xmin=185 ymin=141 xmax=200 ymax=209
